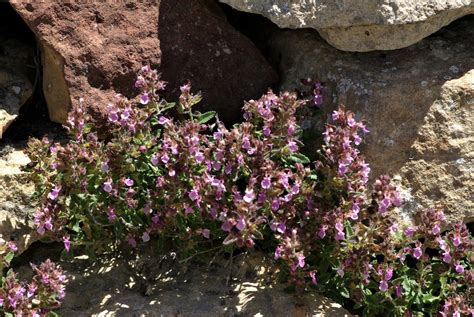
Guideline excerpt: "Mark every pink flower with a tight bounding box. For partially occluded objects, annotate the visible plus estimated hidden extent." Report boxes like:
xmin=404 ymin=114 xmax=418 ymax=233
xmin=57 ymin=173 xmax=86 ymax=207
xmin=455 ymin=261 xmax=464 ymax=273
xmin=221 ymin=221 xmax=233 ymax=232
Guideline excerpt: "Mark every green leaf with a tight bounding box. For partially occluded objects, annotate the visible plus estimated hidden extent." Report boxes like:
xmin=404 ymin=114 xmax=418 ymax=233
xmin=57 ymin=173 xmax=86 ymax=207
xmin=47 ymin=311 xmax=59 ymax=317
xmin=5 ymin=251 xmax=14 ymax=264
xmin=344 ymin=220 xmax=354 ymax=237
xmin=288 ymin=153 xmax=310 ymax=164
xmin=197 ymin=111 xmax=216 ymax=124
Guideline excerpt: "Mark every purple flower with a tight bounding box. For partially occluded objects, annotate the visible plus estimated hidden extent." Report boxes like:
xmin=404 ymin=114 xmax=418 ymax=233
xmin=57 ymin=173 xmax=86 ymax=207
xmin=261 ymin=177 xmax=271 ymax=189
xmin=336 ymin=267 xmax=345 ymax=277
xmin=297 ymin=253 xmax=305 ymax=268
xmin=271 ymin=199 xmax=280 ymax=211
xmin=161 ymin=154 xmax=170 ymax=164
xmin=236 ymin=218 xmax=246 ymax=231
xmin=195 ymin=151 xmax=205 ymax=163
xmin=287 ymin=140 xmax=298 ymax=152
xmin=151 ymin=155 xmax=159 ymax=166
xmin=318 ymin=225 xmax=327 ymax=239
xmin=432 ymin=224 xmax=441 ymax=235
xmin=100 ymin=161 xmax=109 ymax=173
xmin=142 ymin=232 xmax=150 ymax=242
xmin=442 ymin=252 xmax=452 ymax=263
xmin=404 ymin=227 xmax=415 ymax=238
xmin=313 ymin=93 xmax=323 ymax=106
xmin=242 ymin=137 xmax=251 ymax=150
xmin=47 ymin=185 xmax=61 ymax=201
xmin=127 ymin=236 xmax=137 ymax=248
xmin=379 ymin=280 xmax=389 ymax=292
xmin=413 ymin=246 xmax=422 ymax=259
xmin=277 ymin=222 xmax=286 ymax=234
xmin=384 ymin=268 xmax=393 ymax=281
xmin=107 ymin=207 xmax=117 ymax=221
xmin=63 ymin=235 xmax=71 ymax=252
xmin=221 ymin=221 xmax=233 ymax=232
xmin=263 ymin=126 xmax=271 ymax=136
xmin=124 ymin=178 xmax=134 ymax=187
xmin=335 ymin=231 xmax=345 ymax=240
xmin=243 ymin=189 xmax=255 ymax=203
xmin=452 ymin=235 xmax=461 ymax=247
xmin=455 ymin=261 xmax=464 ymax=273
xmin=202 ymin=229 xmax=210 ymax=239
xmin=378 ymin=197 xmax=391 ymax=213
xmin=140 ymin=92 xmax=150 ymax=105
xmin=158 ymin=116 xmax=169 ymax=125
xmin=274 ymin=245 xmax=283 ymax=260
xmin=108 ymin=111 xmax=118 ymax=123
xmin=189 ymin=189 xmax=199 ymax=201
xmin=394 ymin=284 xmax=403 ymax=297
xmin=338 ymin=163 xmax=348 ymax=175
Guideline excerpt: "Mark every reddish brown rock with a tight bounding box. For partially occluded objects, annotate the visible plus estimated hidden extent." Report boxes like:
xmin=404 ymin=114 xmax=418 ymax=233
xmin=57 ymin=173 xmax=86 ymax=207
xmin=11 ymin=1 xmax=161 ymax=125
xmin=159 ymin=0 xmax=278 ymax=124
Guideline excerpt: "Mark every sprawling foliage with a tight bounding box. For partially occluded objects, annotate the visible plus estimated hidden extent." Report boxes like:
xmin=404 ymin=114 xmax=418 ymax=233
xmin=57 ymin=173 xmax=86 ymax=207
xmin=0 ymin=241 xmax=66 ymax=316
xmin=25 ymin=66 xmax=473 ymax=316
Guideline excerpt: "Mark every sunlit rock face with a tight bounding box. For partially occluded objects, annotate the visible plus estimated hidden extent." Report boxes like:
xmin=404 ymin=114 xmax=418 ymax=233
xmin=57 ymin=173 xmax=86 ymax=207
xmin=220 ymin=0 xmax=474 ymax=51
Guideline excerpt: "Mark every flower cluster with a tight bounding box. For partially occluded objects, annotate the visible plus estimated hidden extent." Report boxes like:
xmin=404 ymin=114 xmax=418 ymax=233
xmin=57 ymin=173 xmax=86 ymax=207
xmin=0 ymin=241 xmax=65 ymax=316
xmin=26 ymin=66 xmax=473 ymax=315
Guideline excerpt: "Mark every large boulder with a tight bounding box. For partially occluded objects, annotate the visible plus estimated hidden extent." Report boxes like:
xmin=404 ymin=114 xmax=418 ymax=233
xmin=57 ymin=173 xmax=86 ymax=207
xmin=266 ymin=16 xmax=474 ymax=224
xmin=219 ymin=0 xmax=474 ymax=52
xmin=11 ymin=1 xmax=161 ymax=125
xmin=12 ymin=1 xmax=277 ymax=127
xmin=159 ymin=0 xmax=278 ymax=124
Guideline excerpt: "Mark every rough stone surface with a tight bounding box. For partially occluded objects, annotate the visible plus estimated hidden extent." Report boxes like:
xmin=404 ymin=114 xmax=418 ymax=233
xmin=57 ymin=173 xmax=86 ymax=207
xmin=17 ymin=250 xmax=349 ymax=316
xmin=0 ymin=147 xmax=37 ymax=254
xmin=11 ymin=1 xmax=161 ymax=125
xmin=219 ymin=0 xmax=474 ymax=52
xmin=159 ymin=0 xmax=278 ymax=124
xmin=266 ymin=16 xmax=474 ymax=224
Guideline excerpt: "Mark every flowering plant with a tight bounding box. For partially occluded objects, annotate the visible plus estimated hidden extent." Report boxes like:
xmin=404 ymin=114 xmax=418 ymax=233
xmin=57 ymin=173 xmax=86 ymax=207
xmin=0 ymin=241 xmax=66 ymax=316
xmin=26 ymin=66 xmax=473 ymax=315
